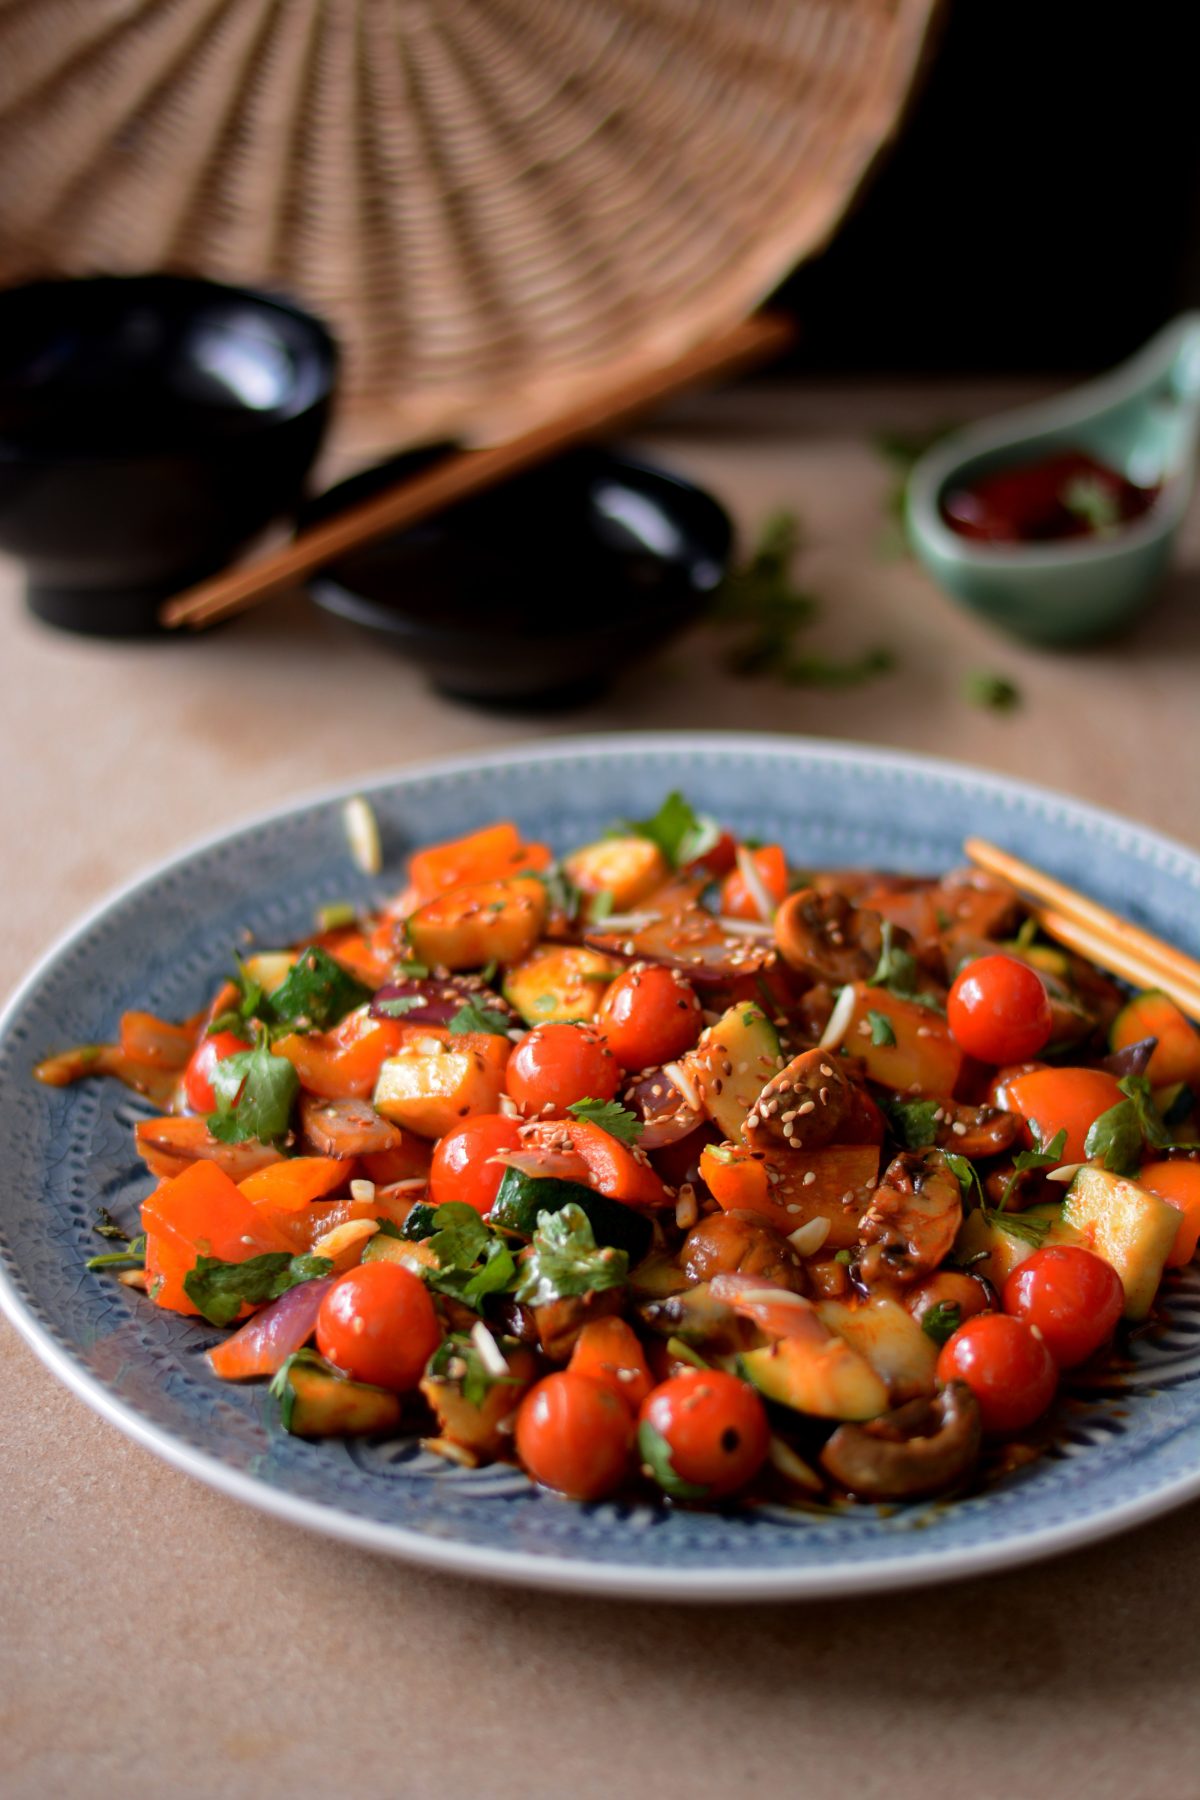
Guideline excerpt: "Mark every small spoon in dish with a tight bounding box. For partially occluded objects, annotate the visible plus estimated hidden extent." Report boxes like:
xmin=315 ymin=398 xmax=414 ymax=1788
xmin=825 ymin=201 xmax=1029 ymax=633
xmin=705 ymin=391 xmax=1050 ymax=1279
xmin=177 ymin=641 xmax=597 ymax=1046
xmin=906 ymin=312 xmax=1200 ymax=643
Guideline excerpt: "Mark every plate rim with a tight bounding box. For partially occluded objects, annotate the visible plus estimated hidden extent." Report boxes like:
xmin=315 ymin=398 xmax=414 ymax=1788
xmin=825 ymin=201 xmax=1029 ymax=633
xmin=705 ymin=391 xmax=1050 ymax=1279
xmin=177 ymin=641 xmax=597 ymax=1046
xmin=4 ymin=728 xmax=1200 ymax=1601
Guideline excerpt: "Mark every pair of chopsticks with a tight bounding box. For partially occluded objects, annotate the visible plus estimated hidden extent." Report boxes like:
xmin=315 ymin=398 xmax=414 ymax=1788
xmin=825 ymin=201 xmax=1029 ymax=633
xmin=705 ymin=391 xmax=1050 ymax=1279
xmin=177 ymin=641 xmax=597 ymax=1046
xmin=966 ymin=838 xmax=1200 ymax=1024
xmin=160 ymin=310 xmax=796 ymax=632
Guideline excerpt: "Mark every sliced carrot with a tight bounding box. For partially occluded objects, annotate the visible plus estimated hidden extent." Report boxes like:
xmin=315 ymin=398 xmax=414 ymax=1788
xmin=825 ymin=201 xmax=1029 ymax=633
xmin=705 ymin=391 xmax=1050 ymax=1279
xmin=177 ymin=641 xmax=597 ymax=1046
xmin=238 ymin=1156 xmax=351 ymax=1211
xmin=309 ymin=927 xmax=393 ymax=989
xmin=1005 ymin=1067 xmax=1124 ymax=1165
xmin=143 ymin=1230 xmax=200 ymax=1316
xmin=720 ymin=845 xmax=788 ymax=921
xmin=1111 ymin=992 xmax=1200 ymax=1088
xmin=833 ymin=983 xmax=964 ymax=1097
xmin=273 ymin=1012 xmax=409 ymax=1099
xmin=118 ymin=1010 xmax=196 ymax=1070
xmin=408 ymin=822 xmax=552 ymax=905
xmin=142 ymin=1159 xmax=295 ymax=1262
xmin=568 ymin=1318 xmax=653 ymax=1410
xmin=1139 ymin=1160 xmax=1200 ymax=1267
xmin=520 ymin=1117 xmax=669 ymax=1207
xmin=700 ymin=1141 xmax=879 ymax=1248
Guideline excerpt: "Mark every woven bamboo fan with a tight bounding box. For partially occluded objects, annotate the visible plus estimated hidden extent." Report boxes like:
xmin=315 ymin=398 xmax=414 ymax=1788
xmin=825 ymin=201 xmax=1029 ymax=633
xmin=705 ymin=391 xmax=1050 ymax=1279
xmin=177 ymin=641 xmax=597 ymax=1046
xmin=0 ymin=0 xmax=940 ymax=452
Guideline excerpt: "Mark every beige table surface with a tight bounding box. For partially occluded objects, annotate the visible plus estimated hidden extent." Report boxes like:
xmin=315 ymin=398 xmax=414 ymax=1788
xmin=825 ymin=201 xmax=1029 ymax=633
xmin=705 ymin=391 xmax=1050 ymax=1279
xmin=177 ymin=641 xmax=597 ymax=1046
xmin=3 ymin=381 xmax=1200 ymax=1800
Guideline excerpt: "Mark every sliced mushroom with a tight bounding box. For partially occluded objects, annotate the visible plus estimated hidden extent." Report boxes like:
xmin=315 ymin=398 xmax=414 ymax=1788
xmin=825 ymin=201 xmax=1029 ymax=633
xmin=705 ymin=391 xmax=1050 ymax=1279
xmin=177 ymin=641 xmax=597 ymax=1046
xmin=681 ymin=1210 xmax=806 ymax=1291
xmin=819 ymin=1381 xmax=983 ymax=1500
xmin=926 ymin=1098 xmax=1019 ymax=1159
xmin=744 ymin=1047 xmax=880 ymax=1154
xmin=774 ymin=889 xmax=902 ymax=987
xmin=857 ymin=1148 xmax=963 ymax=1284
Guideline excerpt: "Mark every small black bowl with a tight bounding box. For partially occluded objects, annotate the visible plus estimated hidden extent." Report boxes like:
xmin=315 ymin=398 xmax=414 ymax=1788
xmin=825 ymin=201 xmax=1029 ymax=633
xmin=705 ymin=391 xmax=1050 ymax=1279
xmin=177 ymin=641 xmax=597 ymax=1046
xmin=303 ymin=446 xmax=733 ymax=707
xmin=0 ymin=274 xmax=337 ymax=634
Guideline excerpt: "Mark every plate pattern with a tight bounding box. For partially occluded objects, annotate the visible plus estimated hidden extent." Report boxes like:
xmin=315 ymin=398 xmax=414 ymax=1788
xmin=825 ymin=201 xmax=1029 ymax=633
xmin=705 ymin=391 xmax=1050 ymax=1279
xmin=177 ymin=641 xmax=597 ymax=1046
xmin=3 ymin=733 xmax=1200 ymax=1598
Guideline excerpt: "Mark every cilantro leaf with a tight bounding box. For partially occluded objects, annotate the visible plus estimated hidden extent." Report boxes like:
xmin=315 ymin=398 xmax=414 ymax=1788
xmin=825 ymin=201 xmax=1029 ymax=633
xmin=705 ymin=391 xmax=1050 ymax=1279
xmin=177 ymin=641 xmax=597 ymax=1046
xmin=426 ymin=1334 xmax=519 ymax=1409
xmin=399 ymin=1202 xmax=438 ymax=1241
xmin=867 ymin=921 xmax=920 ymax=996
xmin=943 ymin=1151 xmax=983 ymax=1205
xmin=979 ymin=1208 xmax=1055 ymax=1249
xmin=448 ymin=1001 xmax=513 ymax=1037
xmin=1062 ymin=474 xmax=1120 ymax=533
xmin=207 ymin=957 xmax=267 ymax=1036
xmin=638 ymin=1419 xmax=709 ymax=1500
xmin=964 ymin=672 xmax=1021 ymax=712
xmin=867 ymin=1009 xmax=897 ymax=1047
xmin=1084 ymin=1075 xmax=1171 ymax=1175
xmin=86 ymin=1232 xmax=146 ymax=1273
xmin=373 ymin=993 xmax=427 ymax=1018
xmin=622 ymin=792 xmax=720 ymax=869
xmin=421 ymin=1202 xmax=517 ymax=1312
xmin=567 ymin=1096 xmax=644 ymax=1145
xmin=920 ymin=1300 xmax=962 ymax=1346
xmin=206 ymin=1036 xmax=299 ymax=1145
xmin=184 ymin=1252 xmax=332 ymax=1327
xmin=267 ymin=945 xmax=371 ymax=1033
xmin=535 ymin=865 xmax=583 ymax=922
xmin=513 ymin=1205 xmax=629 ymax=1307
xmin=883 ymin=1096 xmax=941 ymax=1150
xmin=994 ymin=1125 xmax=1069 ymax=1211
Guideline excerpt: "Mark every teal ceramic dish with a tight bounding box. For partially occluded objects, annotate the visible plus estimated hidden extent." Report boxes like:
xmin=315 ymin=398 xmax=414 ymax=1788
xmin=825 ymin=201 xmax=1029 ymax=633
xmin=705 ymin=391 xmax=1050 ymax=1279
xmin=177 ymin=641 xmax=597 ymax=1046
xmin=3 ymin=733 xmax=1200 ymax=1601
xmin=906 ymin=313 xmax=1200 ymax=644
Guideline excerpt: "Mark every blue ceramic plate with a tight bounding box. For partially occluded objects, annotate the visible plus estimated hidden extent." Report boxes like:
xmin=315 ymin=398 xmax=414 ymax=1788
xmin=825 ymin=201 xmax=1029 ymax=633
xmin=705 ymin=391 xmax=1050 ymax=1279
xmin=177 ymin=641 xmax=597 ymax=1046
xmin=3 ymin=733 xmax=1200 ymax=1600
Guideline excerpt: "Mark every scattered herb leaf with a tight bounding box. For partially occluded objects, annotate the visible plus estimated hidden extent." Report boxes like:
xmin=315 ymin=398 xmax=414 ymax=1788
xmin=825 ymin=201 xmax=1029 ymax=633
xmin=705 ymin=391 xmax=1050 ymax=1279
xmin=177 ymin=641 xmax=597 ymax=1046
xmin=1062 ymin=474 xmax=1120 ymax=533
xmin=568 ymin=1096 xmax=644 ymax=1145
xmin=427 ymin=1334 xmax=518 ymax=1409
xmin=920 ymin=1300 xmax=962 ymax=1346
xmin=184 ymin=1252 xmax=332 ymax=1328
xmin=422 ymin=1203 xmax=517 ymax=1311
xmin=638 ymin=1418 xmax=709 ymax=1500
xmin=622 ymin=792 xmax=720 ymax=870
xmin=267 ymin=946 xmax=371 ymax=1033
xmin=513 ymin=1205 xmax=629 ymax=1307
xmin=206 ymin=1034 xmax=299 ymax=1146
xmin=883 ymin=1096 xmax=941 ymax=1150
xmin=867 ymin=1009 xmax=897 ymax=1047
xmin=964 ymin=671 xmax=1021 ymax=713
xmin=448 ymin=1002 xmax=513 ymax=1037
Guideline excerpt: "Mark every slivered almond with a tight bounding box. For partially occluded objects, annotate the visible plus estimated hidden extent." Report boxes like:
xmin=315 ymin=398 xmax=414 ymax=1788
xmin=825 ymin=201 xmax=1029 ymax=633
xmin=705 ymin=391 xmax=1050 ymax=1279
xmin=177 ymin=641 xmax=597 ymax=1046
xmin=312 ymin=1218 xmax=380 ymax=1266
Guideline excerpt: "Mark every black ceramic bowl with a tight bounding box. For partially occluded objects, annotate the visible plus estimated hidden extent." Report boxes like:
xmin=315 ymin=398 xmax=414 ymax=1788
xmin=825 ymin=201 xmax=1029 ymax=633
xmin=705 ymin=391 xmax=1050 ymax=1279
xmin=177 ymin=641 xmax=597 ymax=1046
xmin=303 ymin=447 xmax=733 ymax=707
xmin=0 ymin=274 xmax=337 ymax=634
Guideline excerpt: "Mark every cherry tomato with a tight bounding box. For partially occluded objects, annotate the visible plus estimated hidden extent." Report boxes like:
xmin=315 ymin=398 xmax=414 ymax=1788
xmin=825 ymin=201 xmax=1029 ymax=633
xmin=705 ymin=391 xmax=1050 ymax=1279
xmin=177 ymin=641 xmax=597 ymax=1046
xmin=936 ymin=1313 xmax=1058 ymax=1434
xmin=1005 ymin=1066 xmax=1124 ymax=1165
xmin=1003 ymin=1246 xmax=1124 ymax=1368
xmin=597 ymin=963 xmax=703 ymax=1071
xmin=515 ymin=1371 xmax=634 ymax=1500
xmin=182 ymin=1029 xmax=250 ymax=1113
xmin=947 ymin=954 xmax=1053 ymax=1064
xmin=505 ymin=1022 xmax=620 ymax=1117
xmin=639 ymin=1368 xmax=770 ymax=1498
xmin=719 ymin=845 xmax=789 ymax=922
xmin=429 ymin=1113 xmax=524 ymax=1215
xmin=316 ymin=1262 xmax=441 ymax=1391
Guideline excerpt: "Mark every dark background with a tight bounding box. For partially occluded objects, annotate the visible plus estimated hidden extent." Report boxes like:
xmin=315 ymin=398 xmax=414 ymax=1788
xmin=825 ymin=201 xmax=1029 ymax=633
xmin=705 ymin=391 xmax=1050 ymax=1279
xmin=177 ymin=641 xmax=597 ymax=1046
xmin=779 ymin=0 xmax=1200 ymax=373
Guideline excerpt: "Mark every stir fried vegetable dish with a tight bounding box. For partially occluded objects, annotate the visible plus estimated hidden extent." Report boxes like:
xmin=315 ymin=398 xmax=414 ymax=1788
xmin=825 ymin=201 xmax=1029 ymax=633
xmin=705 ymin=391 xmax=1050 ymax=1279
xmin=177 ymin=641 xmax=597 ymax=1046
xmin=40 ymin=795 xmax=1200 ymax=1509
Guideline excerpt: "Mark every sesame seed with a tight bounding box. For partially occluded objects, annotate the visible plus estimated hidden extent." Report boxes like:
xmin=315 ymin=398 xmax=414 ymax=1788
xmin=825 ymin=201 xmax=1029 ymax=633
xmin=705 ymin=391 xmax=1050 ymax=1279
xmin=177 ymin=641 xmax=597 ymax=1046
xmin=797 ymin=1099 xmax=816 ymax=1115
xmin=786 ymin=1204 xmax=802 ymax=1215
xmin=802 ymin=1170 xmax=817 ymax=1186
xmin=916 ymin=1026 xmax=934 ymax=1039
xmin=819 ymin=1064 xmax=834 ymax=1078
xmin=951 ymin=1120 xmax=968 ymax=1136
xmin=818 ymin=1087 xmax=831 ymax=1105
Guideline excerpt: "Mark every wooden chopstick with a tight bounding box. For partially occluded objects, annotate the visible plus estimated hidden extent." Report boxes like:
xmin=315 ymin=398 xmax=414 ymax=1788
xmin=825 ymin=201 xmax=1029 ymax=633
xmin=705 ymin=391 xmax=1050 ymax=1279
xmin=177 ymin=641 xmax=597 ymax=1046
xmin=965 ymin=836 xmax=1200 ymax=1023
xmin=160 ymin=311 xmax=796 ymax=631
